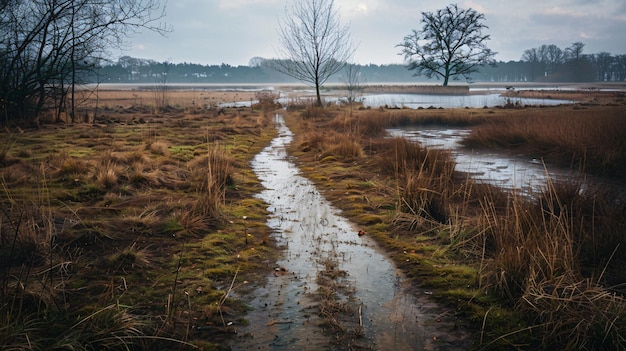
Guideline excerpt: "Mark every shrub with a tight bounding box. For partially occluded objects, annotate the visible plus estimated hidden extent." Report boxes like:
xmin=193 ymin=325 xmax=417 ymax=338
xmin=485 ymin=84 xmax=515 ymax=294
xmin=253 ymin=90 xmax=281 ymax=113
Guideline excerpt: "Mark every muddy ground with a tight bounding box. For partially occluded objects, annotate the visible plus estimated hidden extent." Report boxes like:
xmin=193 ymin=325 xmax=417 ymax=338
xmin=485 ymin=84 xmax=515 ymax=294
xmin=2 ymin=83 xmax=624 ymax=350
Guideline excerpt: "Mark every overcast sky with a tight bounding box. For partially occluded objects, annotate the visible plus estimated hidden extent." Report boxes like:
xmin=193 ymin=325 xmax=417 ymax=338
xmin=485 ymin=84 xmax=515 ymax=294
xmin=119 ymin=0 xmax=626 ymax=66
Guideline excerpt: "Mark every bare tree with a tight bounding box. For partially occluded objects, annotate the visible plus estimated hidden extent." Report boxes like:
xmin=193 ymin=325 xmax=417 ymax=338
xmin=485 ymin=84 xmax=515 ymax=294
xmin=564 ymin=42 xmax=593 ymax=82
xmin=397 ymin=4 xmax=496 ymax=86
xmin=0 ymin=0 xmax=169 ymax=124
xmin=613 ymin=54 xmax=626 ymax=82
xmin=341 ymin=63 xmax=364 ymax=112
xmin=522 ymin=47 xmax=544 ymax=81
xmin=566 ymin=42 xmax=585 ymax=61
xmin=153 ymin=61 xmax=171 ymax=112
xmin=342 ymin=64 xmax=364 ymax=101
xmin=538 ymin=44 xmax=564 ymax=76
xmin=273 ymin=0 xmax=355 ymax=106
xmin=594 ymin=52 xmax=614 ymax=81
xmin=248 ymin=56 xmax=265 ymax=68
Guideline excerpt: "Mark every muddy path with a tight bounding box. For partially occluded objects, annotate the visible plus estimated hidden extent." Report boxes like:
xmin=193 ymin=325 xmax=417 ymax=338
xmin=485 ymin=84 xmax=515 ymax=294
xmin=228 ymin=115 xmax=470 ymax=350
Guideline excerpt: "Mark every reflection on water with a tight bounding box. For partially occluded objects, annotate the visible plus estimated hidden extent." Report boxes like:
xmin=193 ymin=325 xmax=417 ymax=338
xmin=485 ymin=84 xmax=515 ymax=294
xmin=364 ymin=93 xmax=572 ymax=109
xmin=229 ymin=115 xmax=469 ymax=350
xmin=221 ymin=92 xmax=574 ymax=109
xmin=387 ymin=127 xmax=577 ymax=194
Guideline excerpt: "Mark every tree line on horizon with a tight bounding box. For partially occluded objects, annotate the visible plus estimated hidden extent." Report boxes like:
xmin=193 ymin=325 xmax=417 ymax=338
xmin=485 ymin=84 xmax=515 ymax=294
xmin=94 ymin=45 xmax=626 ymax=86
xmin=3 ymin=0 xmax=625 ymax=125
xmin=0 ymin=0 xmax=169 ymax=124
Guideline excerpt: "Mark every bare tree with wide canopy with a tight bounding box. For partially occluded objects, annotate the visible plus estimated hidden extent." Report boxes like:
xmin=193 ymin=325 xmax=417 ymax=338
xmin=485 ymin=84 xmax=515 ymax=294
xmin=397 ymin=4 xmax=496 ymax=86
xmin=274 ymin=0 xmax=355 ymax=106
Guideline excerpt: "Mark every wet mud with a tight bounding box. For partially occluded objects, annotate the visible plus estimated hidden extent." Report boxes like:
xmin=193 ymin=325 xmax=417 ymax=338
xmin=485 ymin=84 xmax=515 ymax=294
xmin=228 ymin=115 xmax=470 ymax=350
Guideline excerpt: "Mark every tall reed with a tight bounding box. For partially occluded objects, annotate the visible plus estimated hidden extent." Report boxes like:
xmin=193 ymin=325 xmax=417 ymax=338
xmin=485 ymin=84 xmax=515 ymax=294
xmin=187 ymin=142 xmax=234 ymax=230
xmin=462 ymin=107 xmax=626 ymax=176
xmin=287 ymin=104 xmax=626 ymax=349
xmin=475 ymin=176 xmax=625 ymax=349
xmin=373 ymin=137 xmax=457 ymax=227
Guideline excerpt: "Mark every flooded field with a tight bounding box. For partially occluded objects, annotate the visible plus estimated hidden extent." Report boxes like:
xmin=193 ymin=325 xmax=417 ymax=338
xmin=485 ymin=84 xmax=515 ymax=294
xmin=221 ymin=92 xmax=573 ymax=109
xmin=229 ymin=115 xmax=470 ymax=350
xmin=362 ymin=93 xmax=572 ymax=109
xmin=387 ymin=127 xmax=577 ymax=194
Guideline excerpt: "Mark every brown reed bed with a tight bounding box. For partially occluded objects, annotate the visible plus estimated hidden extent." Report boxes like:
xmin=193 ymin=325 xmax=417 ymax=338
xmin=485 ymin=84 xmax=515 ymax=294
xmin=461 ymin=106 xmax=626 ymax=177
xmin=76 ymin=88 xmax=257 ymax=109
xmin=501 ymin=88 xmax=626 ymax=105
xmin=282 ymin=101 xmax=626 ymax=350
xmin=475 ymin=178 xmax=626 ymax=349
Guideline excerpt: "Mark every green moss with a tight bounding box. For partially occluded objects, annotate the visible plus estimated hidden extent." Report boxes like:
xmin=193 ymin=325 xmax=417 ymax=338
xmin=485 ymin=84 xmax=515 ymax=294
xmin=161 ymin=217 xmax=185 ymax=235
xmin=352 ymin=181 xmax=373 ymax=189
xmin=356 ymin=213 xmax=385 ymax=225
xmin=229 ymin=198 xmax=268 ymax=219
xmin=168 ymin=145 xmax=197 ymax=161
xmin=67 ymin=148 xmax=95 ymax=158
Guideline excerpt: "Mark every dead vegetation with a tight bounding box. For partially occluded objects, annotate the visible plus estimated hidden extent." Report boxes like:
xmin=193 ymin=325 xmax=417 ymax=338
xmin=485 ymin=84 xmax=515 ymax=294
xmin=2 ymin=86 xmax=625 ymax=350
xmin=0 ymin=93 xmax=276 ymax=350
xmin=315 ymin=255 xmax=368 ymax=349
xmin=282 ymin=95 xmax=626 ymax=350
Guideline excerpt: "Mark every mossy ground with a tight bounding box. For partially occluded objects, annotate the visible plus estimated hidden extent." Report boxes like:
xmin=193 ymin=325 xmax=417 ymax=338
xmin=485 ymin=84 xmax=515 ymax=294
xmin=1 ymin=94 xmax=277 ymax=350
xmin=2 ymin=87 xmax=624 ymax=350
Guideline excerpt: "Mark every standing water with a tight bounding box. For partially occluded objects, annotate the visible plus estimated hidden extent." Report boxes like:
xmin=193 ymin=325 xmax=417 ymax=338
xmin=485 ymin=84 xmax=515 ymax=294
xmin=361 ymin=93 xmax=573 ymax=109
xmin=229 ymin=115 xmax=469 ymax=350
xmin=386 ymin=127 xmax=578 ymax=194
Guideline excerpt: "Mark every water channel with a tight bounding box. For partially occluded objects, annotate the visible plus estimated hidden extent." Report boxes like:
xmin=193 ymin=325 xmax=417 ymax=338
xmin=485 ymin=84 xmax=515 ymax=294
xmin=386 ymin=127 xmax=576 ymax=195
xmin=221 ymin=89 xmax=579 ymax=195
xmin=229 ymin=115 xmax=470 ymax=350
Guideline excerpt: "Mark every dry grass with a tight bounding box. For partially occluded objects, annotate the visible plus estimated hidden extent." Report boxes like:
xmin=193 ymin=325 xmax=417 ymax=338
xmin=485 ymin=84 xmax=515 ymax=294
xmin=368 ymin=136 xmax=457 ymax=226
xmin=76 ymin=88 xmax=257 ymax=110
xmin=462 ymin=106 xmax=626 ymax=176
xmin=474 ymin=176 xmax=626 ymax=349
xmin=501 ymin=88 xmax=626 ymax=105
xmin=317 ymin=133 xmax=364 ymax=161
xmin=3 ymin=87 xmax=624 ymax=349
xmin=519 ymin=275 xmax=625 ymax=350
xmin=0 ymin=90 xmax=277 ymax=349
xmin=282 ymin=98 xmax=626 ymax=350
xmin=186 ymin=142 xmax=235 ymax=227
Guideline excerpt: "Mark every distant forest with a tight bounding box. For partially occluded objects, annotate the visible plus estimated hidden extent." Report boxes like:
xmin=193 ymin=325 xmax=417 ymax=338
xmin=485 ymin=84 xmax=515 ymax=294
xmin=91 ymin=45 xmax=626 ymax=85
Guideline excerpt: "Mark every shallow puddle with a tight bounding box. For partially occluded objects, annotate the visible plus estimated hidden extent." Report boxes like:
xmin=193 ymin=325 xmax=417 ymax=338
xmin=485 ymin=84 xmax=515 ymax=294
xmin=229 ymin=115 xmax=469 ymax=350
xmin=387 ymin=127 xmax=577 ymax=194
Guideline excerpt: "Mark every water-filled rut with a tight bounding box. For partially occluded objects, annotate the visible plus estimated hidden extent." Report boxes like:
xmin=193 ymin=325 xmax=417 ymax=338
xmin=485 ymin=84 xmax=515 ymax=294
xmin=229 ymin=115 xmax=469 ymax=350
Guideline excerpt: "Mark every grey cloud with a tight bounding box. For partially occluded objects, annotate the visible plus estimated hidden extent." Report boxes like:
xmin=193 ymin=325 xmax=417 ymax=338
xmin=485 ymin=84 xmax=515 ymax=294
xmin=121 ymin=0 xmax=626 ymax=66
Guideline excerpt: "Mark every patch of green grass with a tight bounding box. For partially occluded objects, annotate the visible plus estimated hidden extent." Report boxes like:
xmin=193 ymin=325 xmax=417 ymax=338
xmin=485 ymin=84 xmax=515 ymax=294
xmin=168 ymin=145 xmax=197 ymax=161
xmin=161 ymin=217 xmax=185 ymax=235
xmin=355 ymin=213 xmax=385 ymax=225
xmin=229 ymin=198 xmax=268 ymax=219
xmin=67 ymin=147 xmax=96 ymax=158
